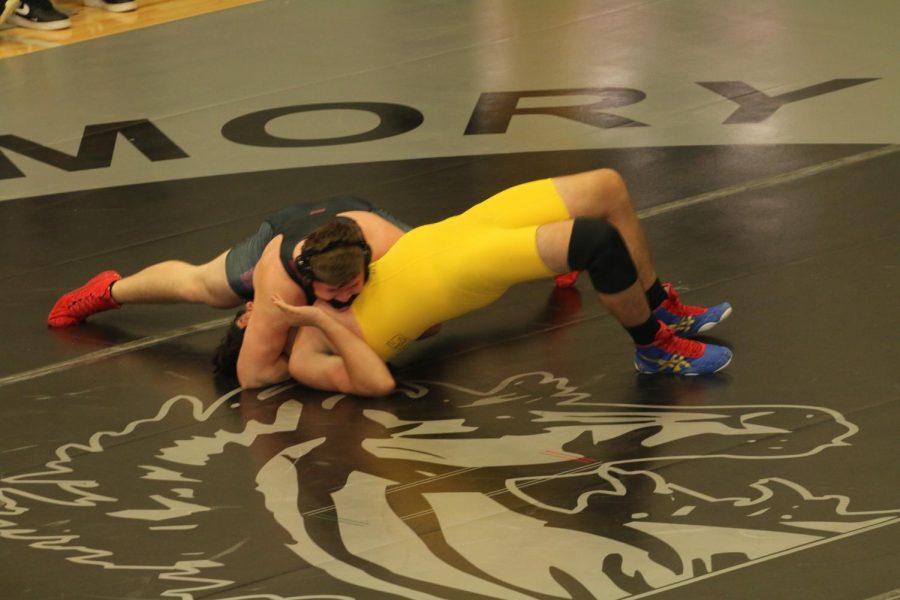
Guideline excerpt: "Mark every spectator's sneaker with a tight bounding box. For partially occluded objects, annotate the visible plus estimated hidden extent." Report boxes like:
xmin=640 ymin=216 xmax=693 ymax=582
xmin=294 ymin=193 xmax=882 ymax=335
xmin=634 ymin=322 xmax=732 ymax=375
xmin=554 ymin=271 xmax=580 ymax=288
xmin=1 ymin=0 xmax=22 ymax=25
xmin=83 ymin=0 xmax=136 ymax=12
xmin=47 ymin=270 xmax=122 ymax=327
xmin=10 ymin=0 xmax=70 ymax=30
xmin=653 ymin=283 xmax=732 ymax=336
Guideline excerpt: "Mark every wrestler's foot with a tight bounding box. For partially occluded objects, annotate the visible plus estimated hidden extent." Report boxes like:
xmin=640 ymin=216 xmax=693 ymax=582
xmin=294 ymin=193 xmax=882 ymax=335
xmin=554 ymin=271 xmax=580 ymax=288
xmin=653 ymin=283 xmax=731 ymax=336
xmin=634 ymin=322 xmax=732 ymax=375
xmin=47 ymin=270 xmax=122 ymax=327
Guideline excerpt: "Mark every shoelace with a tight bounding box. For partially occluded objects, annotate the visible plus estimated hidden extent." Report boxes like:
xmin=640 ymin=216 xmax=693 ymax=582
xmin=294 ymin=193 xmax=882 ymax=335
xmin=62 ymin=287 xmax=105 ymax=315
xmin=655 ymin=326 xmax=704 ymax=357
xmin=662 ymin=285 xmax=706 ymax=316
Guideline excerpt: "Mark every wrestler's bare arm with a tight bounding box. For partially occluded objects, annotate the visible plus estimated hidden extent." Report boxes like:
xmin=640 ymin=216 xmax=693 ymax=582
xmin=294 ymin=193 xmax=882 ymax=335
xmin=236 ymin=242 xmax=303 ymax=388
xmin=237 ymin=312 xmax=290 ymax=388
xmin=238 ymin=212 xmax=410 ymax=390
xmin=273 ymin=295 xmax=395 ymax=397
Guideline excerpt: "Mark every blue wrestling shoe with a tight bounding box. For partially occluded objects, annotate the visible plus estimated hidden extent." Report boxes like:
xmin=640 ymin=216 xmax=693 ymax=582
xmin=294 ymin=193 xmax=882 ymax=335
xmin=653 ymin=283 xmax=732 ymax=336
xmin=635 ymin=323 xmax=732 ymax=375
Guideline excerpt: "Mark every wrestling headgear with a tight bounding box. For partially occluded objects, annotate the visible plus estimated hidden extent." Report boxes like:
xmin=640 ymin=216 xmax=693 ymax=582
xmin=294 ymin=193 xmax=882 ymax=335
xmin=293 ymin=238 xmax=373 ymax=284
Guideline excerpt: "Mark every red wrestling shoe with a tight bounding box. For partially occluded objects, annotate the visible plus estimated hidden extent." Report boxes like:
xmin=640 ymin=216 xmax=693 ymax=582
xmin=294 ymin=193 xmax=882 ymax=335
xmin=47 ymin=270 xmax=122 ymax=327
xmin=554 ymin=271 xmax=580 ymax=288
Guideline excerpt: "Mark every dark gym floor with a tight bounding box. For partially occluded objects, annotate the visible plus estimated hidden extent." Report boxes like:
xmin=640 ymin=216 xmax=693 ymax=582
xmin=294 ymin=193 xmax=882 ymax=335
xmin=1 ymin=2 xmax=898 ymax=599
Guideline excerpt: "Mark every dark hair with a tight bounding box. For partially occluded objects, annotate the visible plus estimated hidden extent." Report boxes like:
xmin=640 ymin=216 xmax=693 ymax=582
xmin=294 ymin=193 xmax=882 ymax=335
xmin=212 ymin=308 xmax=247 ymax=377
xmin=300 ymin=219 xmax=370 ymax=285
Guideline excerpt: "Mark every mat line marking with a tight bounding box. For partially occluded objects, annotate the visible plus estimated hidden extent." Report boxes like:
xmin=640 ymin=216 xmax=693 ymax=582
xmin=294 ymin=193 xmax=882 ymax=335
xmin=637 ymin=144 xmax=899 ymax=219
xmin=0 ymin=317 xmax=232 ymax=388
xmin=2 ymin=143 xmax=897 ymax=389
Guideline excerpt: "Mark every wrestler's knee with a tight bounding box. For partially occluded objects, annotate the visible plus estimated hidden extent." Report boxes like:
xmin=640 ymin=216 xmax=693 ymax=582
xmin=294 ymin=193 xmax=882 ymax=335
xmin=589 ymin=168 xmax=628 ymax=208
xmin=557 ymin=168 xmax=630 ymax=218
xmin=567 ymin=217 xmax=638 ymax=293
xmin=367 ymin=375 xmax=398 ymax=398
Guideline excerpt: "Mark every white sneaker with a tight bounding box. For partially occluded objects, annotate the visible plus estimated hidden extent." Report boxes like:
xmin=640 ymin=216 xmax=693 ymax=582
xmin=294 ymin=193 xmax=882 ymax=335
xmin=83 ymin=0 xmax=136 ymax=13
xmin=10 ymin=0 xmax=71 ymax=30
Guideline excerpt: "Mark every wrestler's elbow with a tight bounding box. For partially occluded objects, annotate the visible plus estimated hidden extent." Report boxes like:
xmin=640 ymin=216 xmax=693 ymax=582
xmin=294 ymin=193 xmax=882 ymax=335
xmin=238 ymin=370 xmax=282 ymax=390
xmin=336 ymin=369 xmax=396 ymax=397
xmin=359 ymin=372 xmax=396 ymax=398
xmin=292 ymin=369 xmax=395 ymax=397
xmin=335 ymin=366 xmax=396 ymax=397
xmin=238 ymin=359 xmax=289 ymax=390
xmin=238 ymin=374 xmax=262 ymax=389
xmin=236 ymin=362 xmax=257 ymax=389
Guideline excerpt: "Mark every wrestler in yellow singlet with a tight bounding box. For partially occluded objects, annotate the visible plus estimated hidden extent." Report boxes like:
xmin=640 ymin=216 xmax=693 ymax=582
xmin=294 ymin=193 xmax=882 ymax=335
xmin=350 ymin=178 xmax=571 ymax=360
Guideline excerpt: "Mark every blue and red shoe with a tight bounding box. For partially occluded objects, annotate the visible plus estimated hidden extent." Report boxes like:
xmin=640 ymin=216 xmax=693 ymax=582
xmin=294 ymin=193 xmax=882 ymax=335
xmin=635 ymin=322 xmax=732 ymax=375
xmin=653 ymin=283 xmax=731 ymax=336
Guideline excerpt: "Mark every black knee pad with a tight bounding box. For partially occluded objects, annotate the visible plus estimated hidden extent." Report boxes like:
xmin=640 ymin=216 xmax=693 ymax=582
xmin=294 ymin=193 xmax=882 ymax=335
xmin=567 ymin=218 xmax=638 ymax=294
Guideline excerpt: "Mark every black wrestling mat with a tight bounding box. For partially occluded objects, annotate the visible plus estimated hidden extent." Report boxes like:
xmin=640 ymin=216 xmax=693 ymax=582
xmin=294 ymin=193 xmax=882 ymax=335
xmin=2 ymin=144 xmax=899 ymax=599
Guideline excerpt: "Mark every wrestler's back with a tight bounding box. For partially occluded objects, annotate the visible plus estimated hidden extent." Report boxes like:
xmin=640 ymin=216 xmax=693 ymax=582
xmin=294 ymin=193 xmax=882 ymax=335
xmin=352 ymin=216 xmax=549 ymax=359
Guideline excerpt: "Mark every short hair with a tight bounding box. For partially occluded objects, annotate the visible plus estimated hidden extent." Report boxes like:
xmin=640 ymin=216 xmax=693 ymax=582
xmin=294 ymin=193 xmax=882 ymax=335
xmin=211 ymin=308 xmax=247 ymax=378
xmin=301 ymin=219 xmax=370 ymax=285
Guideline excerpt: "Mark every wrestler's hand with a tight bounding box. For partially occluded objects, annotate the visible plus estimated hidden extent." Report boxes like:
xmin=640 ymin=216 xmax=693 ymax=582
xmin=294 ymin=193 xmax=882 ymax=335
xmin=271 ymin=293 xmax=323 ymax=327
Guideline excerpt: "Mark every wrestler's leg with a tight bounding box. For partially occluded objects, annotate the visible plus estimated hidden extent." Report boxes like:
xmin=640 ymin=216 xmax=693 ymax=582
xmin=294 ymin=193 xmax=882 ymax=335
xmin=48 ymin=217 xmax=273 ymax=326
xmin=110 ymin=251 xmax=243 ymax=308
xmin=47 ymin=250 xmax=243 ymax=327
xmin=535 ymin=218 xmax=732 ymax=374
xmin=464 ymin=171 xmax=655 ymax=290
xmin=551 ymin=169 xmax=656 ymax=290
xmin=466 ymin=172 xmax=653 ymax=295
xmin=461 ymin=178 xmax=570 ymax=229
xmin=552 ymin=169 xmax=733 ymax=335
xmin=535 ymin=219 xmax=651 ymax=328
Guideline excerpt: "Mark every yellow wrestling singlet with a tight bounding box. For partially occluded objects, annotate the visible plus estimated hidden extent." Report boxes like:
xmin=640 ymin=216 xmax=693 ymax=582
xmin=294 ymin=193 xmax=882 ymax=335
xmin=351 ymin=178 xmax=571 ymax=360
